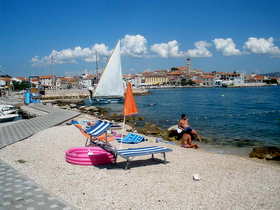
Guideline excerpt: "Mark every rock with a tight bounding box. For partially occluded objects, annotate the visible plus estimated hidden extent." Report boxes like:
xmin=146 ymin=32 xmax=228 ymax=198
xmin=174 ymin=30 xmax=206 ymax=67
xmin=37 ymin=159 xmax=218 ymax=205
xmin=137 ymin=116 xmax=145 ymax=121
xmin=83 ymin=106 xmax=98 ymax=112
xmin=137 ymin=123 xmax=163 ymax=135
xmin=168 ymin=129 xmax=180 ymax=138
xmin=105 ymin=113 xmax=123 ymax=122
xmin=59 ymin=105 xmax=70 ymax=109
xmin=249 ymin=146 xmax=280 ymax=160
xmin=69 ymin=103 xmax=77 ymax=108
xmin=17 ymin=159 xmax=27 ymax=164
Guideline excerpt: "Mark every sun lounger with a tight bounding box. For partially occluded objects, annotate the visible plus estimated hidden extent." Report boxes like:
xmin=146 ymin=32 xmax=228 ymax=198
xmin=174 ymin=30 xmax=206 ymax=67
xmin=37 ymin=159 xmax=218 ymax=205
xmin=116 ymin=146 xmax=172 ymax=169
xmin=116 ymin=133 xmax=145 ymax=144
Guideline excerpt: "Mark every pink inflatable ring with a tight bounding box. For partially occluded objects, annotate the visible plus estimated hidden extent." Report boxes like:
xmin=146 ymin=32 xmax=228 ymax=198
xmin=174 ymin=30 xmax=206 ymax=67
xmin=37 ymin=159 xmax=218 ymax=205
xmin=65 ymin=146 xmax=115 ymax=166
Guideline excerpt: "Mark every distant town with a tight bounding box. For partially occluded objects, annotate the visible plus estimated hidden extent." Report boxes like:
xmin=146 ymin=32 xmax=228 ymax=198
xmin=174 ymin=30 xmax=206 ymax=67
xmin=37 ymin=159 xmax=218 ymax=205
xmin=0 ymin=65 xmax=279 ymax=93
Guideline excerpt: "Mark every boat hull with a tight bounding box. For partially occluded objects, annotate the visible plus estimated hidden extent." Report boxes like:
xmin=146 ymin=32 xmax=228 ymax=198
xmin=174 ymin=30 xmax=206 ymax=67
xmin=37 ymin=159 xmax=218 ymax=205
xmin=90 ymin=97 xmax=123 ymax=104
xmin=0 ymin=114 xmax=19 ymax=123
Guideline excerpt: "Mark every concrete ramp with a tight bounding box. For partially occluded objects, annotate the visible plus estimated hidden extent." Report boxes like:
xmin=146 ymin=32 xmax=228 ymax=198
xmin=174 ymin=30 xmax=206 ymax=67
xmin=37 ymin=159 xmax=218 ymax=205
xmin=0 ymin=104 xmax=80 ymax=149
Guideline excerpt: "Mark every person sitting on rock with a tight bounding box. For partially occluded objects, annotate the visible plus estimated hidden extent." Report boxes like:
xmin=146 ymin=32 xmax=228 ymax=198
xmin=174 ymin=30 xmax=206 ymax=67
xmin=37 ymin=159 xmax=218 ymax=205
xmin=178 ymin=114 xmax=201 ymax=148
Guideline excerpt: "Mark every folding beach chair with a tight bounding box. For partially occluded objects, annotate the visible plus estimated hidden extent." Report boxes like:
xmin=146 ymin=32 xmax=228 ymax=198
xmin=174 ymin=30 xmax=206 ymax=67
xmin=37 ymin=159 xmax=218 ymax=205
xmin=71 ymin=120 xmax=113 ymax=145
xmin=116 ymin=133 xmax=145 ymax=144
xmin=84 ymin=120 xmax=113 ymax=145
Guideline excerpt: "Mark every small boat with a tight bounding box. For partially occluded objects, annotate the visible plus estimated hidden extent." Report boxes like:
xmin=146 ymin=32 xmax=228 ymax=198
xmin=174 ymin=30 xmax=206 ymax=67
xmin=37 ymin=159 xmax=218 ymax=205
xmin=90 ymin=98 xmax=110 ymax=104
xmin=0 ymin=104 xmax=19 ymax=122
xmin=0 ymin=112 xmax=19 ymax=122
xmin=91 ymin=40 xmax=124 ymax=104
xmin=0 ymin=104 xmax=17 ymax=114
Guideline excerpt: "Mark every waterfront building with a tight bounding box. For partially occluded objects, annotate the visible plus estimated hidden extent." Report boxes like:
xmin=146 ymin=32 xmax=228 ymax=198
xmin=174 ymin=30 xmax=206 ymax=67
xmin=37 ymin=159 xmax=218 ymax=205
xmin=56 ymin=77 xmax=79 ymax=89
xmin=0 ymin=77 xmax=12 ymax=88
xmin=167 ymin=70 xmax=185 ymax=85
xmin=213 ymin=72 xmax=245 ymax=87
xmin=39 ymin=75 xmax=56 ymax=89
xmin=142 ymin=70 xmax=169 ymax=86
xmin=200 ymin=74 xmax=215 ymax=86
xmin=79 ymin=74 xmax=95 ymax=88
xmin=123 ymin=74 xmax=141 ymax=87
xmin=29 ymin=76 xmax=40 ymax=87
xmin=244 ymin=74 xmax=267 ymax=86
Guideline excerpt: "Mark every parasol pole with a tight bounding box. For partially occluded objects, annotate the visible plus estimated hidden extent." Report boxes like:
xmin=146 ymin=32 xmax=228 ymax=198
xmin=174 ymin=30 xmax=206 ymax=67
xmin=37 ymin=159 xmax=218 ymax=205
xmin=119 ymin=114 xmax=126 ymax=149
xmin=119 ymin=82 xmax=138 ymax=149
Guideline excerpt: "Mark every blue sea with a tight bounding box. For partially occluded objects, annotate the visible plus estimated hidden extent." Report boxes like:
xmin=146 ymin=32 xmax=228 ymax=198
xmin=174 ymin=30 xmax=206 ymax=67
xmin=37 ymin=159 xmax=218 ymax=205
xmin=87 ymin=86 xmax=280 ymax=148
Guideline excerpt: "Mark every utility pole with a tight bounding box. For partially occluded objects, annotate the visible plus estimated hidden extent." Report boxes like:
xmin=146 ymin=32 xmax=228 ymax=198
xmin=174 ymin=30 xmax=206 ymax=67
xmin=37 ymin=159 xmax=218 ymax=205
xmin=186 ymin=58 xmax=191 ymax=76
xmin=50 ymin=55 xmax=56 ymax=89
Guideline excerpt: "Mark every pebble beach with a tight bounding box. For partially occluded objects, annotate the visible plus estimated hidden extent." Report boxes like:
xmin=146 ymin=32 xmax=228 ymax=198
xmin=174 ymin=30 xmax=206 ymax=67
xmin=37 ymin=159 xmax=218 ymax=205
xmin=0 ymin=114 xmax=279 ymax=210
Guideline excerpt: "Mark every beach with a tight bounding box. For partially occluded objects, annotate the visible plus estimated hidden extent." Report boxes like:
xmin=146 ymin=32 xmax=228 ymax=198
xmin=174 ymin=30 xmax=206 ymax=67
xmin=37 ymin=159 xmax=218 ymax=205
xmin=0 ymin=114 xmax=279 ymax=210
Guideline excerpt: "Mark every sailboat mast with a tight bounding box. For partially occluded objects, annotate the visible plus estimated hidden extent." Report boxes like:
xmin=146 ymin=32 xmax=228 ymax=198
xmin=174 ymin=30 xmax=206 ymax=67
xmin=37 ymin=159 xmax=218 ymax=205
xmin=95 ymin=51 xmax=99 ymax=82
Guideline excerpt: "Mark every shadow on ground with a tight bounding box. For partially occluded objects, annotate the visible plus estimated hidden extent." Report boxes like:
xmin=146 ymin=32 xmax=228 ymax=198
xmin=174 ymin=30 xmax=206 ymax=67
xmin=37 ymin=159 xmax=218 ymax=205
xmin=95 ymin=158 xmax=169 ymax=170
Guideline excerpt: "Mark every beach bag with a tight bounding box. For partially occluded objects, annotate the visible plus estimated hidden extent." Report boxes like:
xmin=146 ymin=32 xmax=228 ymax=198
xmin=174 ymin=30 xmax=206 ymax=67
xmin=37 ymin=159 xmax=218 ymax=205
xmin=176 ymin=128 xmax=183 ymax=134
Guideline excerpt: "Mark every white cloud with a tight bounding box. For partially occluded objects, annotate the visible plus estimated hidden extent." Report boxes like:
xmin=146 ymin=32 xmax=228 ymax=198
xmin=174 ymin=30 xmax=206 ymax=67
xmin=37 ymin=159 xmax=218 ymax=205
xmin=150 ymin=40 xmax=184 ymax=58
xmin=186 ymin=41 xmax=212 ymax=57
xmin=121 ymin=34 xmax=148 ymax=57
xmin=244 ymin=37 xmax=280 ymax=55
xmin=213 ymin=38 xmax=241 ymax=56
xmin=31 ymin=43 xmax=111 ymax=66
xmin=31 ymin=34 xmax=150 ymax=65
xmin=92 ymin=43 xmax=111 ymax=56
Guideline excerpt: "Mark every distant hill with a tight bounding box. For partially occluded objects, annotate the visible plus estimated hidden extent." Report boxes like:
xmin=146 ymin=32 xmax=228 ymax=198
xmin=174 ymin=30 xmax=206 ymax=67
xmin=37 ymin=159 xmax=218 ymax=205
xmin=261 ymin=72 xmax=280 ymax=77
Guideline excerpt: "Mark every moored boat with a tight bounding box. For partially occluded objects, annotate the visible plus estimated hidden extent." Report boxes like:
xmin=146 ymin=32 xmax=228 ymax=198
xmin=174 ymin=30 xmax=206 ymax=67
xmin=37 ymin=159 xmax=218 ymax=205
xmin=0 ymin=104 xmax=17 ymax=114
xmin=0 ymin=113 xmax=19 ymax=122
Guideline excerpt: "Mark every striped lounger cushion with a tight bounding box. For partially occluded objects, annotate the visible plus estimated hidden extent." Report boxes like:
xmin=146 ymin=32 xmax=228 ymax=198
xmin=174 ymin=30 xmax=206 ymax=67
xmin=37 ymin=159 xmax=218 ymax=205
xmin=116 ymin=146 xmax=172 ymax=169
xmin=85 ymin=120 xmax=112 ymax=137
xmin=117 ymin=146 xmax=172 ymax=157
xmin=117 ymin=133 xmax=145 ymax=144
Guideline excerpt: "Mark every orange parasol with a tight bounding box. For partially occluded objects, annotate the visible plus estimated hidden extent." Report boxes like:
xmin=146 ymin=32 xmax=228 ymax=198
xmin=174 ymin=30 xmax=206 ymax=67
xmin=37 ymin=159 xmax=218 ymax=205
xmin=123 ymin=82 xmax=138 ymax=116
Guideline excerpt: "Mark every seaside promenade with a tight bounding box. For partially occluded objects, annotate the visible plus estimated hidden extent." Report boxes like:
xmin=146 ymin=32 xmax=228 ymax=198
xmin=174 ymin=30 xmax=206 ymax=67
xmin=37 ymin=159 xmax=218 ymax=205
xmin=0 ymin=103 xmax=80 ymax=209
xmin=0 ymin=104 xmax=80 ymax=149
xmin=0 ymin=160 xmax=76 ymax=209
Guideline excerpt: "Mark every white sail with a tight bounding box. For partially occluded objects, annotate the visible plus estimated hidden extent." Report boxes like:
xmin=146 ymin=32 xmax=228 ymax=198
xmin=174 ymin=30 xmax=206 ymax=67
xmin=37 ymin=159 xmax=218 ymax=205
xmin=94 ymin=40 xmax=124 ymax=98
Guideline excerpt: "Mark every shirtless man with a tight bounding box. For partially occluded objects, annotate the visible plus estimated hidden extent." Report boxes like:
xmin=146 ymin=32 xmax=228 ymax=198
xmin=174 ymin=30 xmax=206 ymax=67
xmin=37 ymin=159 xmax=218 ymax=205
xmin=178 ymin=114 xmax=202 ymax=148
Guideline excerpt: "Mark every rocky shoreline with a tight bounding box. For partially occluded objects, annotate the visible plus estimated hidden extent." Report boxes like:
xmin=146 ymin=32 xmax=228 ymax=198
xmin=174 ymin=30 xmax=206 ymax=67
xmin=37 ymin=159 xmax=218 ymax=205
xmin=45 ymin=99 xmax=280 ymax=161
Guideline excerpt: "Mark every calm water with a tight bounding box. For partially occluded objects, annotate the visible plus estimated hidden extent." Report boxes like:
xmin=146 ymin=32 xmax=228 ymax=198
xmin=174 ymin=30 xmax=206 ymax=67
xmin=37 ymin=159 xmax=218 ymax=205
xmin=87 ymin=86 xmax=280 ymax=147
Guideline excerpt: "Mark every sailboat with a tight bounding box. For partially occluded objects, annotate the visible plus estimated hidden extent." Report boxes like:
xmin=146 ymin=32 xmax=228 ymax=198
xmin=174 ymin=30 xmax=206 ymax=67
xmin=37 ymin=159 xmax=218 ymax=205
xmin=91 ymin=40 xmax=124 ymax=104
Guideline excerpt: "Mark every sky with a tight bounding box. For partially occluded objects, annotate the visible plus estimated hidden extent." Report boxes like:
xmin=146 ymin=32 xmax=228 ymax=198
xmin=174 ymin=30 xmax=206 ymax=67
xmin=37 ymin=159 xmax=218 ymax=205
xmin=1 ymin=0 xmax=280 ymax=77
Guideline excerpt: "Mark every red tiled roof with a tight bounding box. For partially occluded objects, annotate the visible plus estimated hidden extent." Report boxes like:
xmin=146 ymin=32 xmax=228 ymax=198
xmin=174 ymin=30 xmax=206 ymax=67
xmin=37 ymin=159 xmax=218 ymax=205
xmin=15 ymin=77 xmax=28 ymax=81
xmin=39 ymin=75 xmax=54 ymax=79
xmin=176 ymin=66 xmax=187 ymax=71
xmin=201 ymin=75 xmax=215 ymax=79
xmin=254 ymin=75 xmax=264 ymax=80
xmin=31 ymin=78 xmax=39 ymax=82
xmin=167 ymin=71 xmax=184 ymax=76
xmin=0 ymin=77 xmax=11 ymax=82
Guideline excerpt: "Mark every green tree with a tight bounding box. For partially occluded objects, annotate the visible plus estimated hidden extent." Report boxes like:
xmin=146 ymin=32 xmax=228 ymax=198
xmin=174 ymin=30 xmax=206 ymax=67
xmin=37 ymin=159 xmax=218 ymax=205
xmin=264 ymin=79 xmax=278 ymax=84
xmin=12 ymin=81 xmax=31 ymax=91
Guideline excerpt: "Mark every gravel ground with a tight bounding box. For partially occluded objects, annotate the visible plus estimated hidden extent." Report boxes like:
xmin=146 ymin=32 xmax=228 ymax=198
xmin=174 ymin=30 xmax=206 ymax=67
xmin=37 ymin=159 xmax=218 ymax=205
xmin=0 ymin=117 xmax=279 ymax=210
